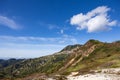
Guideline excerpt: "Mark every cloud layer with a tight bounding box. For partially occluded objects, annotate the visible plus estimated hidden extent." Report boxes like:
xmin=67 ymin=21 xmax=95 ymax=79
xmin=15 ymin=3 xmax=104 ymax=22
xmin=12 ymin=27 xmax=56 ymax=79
xmin=0 ymin=15 xmax=20 ymax=29
xmin=0 ymin=35 xmax=78 ymax=58
xmin=70 ymin=6 xmax=117 ymax=32
xmin=0 ymin=44 xmax=64 ymax=58
xmin=0 ymin=35 xmax=77 ymax=44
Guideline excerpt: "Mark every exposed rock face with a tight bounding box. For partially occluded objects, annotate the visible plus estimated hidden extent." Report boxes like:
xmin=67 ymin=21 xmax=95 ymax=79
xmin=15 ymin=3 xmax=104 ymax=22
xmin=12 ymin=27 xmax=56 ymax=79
xmin=67 ymin=68 xmax=120 ymax=80
xmin=59 ymin=40 xmax=100 ymax=71
xmin=101 ymin=68 xmax=120 ymax=74
xmin=67 ymin=73 xmax=120 ymax=80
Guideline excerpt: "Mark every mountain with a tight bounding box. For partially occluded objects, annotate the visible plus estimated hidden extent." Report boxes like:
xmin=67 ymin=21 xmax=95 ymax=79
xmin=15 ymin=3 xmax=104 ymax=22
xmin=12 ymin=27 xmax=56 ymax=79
xmin=0 ymin=39 xmax=120 ymax=79
xmin=0 ymin=58 xmax=24 ymax=68
xmin=60 ymin=44 xmax=82 ymax=52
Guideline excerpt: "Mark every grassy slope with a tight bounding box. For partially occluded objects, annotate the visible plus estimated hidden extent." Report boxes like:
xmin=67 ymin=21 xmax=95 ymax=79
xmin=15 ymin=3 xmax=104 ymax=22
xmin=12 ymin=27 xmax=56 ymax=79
xmin=0 ymin=54 xmax=69 ymax=79
xmin=65 ymin=42 xmax=120 ymax=74
xmin=1 ymin=40 xmax=120 ymax=79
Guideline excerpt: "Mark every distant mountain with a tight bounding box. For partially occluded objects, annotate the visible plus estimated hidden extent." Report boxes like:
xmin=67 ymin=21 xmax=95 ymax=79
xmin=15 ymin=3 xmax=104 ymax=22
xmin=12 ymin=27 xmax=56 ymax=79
xmin=1 ymin=39 xmax=120 ymax=79
xmin=0 ymin=58 xmax=24 ymax=68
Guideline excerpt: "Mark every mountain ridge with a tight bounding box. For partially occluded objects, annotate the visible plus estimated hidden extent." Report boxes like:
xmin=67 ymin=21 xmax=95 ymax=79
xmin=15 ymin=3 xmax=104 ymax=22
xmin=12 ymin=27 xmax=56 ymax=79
xmin=0 ymin=39 xmax=120 ymax=79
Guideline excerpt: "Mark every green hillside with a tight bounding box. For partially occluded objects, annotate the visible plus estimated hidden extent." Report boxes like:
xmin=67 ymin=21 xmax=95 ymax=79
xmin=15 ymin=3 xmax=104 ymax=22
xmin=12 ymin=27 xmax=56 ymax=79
xmin=0 ymin=40 xmax=120 ymax=79
xmin=65 ymin=41 xmax=120 ymax=74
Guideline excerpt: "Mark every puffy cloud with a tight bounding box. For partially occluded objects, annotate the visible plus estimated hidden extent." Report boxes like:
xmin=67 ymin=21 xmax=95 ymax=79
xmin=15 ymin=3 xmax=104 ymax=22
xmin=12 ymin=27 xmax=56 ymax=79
xmin=0 ymin=15 xmax=20 ymax=29
xmin=70 ymin=6 xmax=117 ymax=33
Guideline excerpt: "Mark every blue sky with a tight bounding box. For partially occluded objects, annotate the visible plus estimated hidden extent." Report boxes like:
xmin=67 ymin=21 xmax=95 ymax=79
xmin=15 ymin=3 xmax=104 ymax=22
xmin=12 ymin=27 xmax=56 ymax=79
xmin=0 ymin=0 xmax=120 ymax=58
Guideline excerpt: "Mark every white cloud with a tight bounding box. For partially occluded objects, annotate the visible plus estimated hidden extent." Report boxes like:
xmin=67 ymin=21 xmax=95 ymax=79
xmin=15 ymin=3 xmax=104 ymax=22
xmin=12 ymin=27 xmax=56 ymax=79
xmin=0 ymin=35 xmax=78 ymax=58
xmin=0 ymin=44 xmax=64 ymax=58
xmin=60 ymin=29 xmax=64 ymax=34
xmin=38 ymin=22 xmax=60 ymax=30
xmin=0 ymin=35 xmax=78 ymax=44
xmin=70 ymin=38 xmax=78 ymax=44
xmin=0 ymin=15 xmax=20 ymax=29
xmin=70 ymin=6 xmax=117 ymax=33
xmin=48 ymin=24 xmax=60 ymax=30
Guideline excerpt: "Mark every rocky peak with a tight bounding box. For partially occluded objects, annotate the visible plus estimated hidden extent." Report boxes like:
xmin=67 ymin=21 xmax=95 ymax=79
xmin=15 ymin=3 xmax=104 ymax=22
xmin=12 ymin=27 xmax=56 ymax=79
xmin=84 ymin=39 xmax=102 ymax=48
xmin=60 ymin=44 xmax=82 ymax=52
